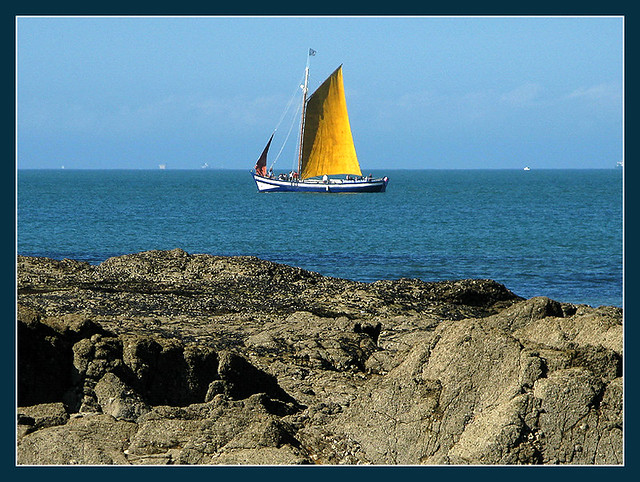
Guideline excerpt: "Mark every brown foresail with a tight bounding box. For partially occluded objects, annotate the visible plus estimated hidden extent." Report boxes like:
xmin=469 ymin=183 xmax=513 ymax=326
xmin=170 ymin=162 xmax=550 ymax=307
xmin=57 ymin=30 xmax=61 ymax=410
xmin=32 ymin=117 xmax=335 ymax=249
xmin=254 ymin=133 xmax=274 ymax=177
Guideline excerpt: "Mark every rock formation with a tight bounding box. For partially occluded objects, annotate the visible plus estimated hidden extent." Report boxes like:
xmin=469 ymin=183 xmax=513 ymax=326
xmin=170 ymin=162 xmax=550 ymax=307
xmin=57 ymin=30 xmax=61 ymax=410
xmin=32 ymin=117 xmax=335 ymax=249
xmin=17 ymin=249 xmax=623 ymax=465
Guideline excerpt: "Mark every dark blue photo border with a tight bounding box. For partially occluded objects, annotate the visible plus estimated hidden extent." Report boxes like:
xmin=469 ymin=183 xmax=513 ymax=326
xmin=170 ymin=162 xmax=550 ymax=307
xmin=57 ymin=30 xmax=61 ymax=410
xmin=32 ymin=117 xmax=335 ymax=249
xmin=5 ymin=3 xmax=635 ymax=480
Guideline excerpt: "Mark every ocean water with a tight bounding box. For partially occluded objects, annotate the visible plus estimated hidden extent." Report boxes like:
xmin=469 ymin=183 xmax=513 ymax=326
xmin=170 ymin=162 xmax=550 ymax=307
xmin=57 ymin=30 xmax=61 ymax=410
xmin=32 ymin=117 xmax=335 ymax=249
xmin=17 ymin=169 xmax=623 ymax=307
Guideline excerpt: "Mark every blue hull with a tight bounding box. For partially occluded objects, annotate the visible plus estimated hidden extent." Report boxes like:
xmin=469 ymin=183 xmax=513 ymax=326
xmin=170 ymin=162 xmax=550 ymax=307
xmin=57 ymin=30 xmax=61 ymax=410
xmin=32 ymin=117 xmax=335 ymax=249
xmin=252 ymin=173 xmax=388 ymax=193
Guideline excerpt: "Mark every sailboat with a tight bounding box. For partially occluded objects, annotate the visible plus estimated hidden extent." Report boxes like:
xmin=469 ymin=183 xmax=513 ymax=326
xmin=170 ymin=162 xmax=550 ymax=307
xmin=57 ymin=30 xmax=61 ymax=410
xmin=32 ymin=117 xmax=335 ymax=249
xmin=252 ymin=50 xmax=388 ymax=193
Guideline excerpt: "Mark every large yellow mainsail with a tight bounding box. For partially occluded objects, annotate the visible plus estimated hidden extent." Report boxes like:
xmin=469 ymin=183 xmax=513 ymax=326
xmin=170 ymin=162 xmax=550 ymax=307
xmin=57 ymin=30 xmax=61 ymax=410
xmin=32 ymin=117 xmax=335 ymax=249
xmin=300 ymin=66 xmax=362 ymax=179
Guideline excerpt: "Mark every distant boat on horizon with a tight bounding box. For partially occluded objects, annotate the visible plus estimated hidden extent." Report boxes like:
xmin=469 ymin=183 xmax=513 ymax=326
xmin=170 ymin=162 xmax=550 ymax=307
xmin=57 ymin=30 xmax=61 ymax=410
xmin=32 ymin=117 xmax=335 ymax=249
xmin=251 ymin=49 xmax=388 ymax=193
xmin=158 ymin=164 xmax=166 ymax=170
xmin=616 ymin=161 xmax=623 ymax=168
xmin=523 ymin=166 xmax=531 ymax=171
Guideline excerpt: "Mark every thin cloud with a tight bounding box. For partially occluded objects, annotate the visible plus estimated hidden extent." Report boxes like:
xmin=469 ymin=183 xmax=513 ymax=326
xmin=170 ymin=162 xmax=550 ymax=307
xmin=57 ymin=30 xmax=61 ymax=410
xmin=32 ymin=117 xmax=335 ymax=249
xmin=567 ymin=82 xmax=621 ymax=104
xmin=499 ymin=83 xmax=542 ymax=107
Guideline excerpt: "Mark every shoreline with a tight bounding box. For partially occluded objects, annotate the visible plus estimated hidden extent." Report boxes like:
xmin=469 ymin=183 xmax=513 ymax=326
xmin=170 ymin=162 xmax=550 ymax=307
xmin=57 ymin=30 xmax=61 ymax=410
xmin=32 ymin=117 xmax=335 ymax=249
xmin=15 ymin=250 xmax=622 ymax=309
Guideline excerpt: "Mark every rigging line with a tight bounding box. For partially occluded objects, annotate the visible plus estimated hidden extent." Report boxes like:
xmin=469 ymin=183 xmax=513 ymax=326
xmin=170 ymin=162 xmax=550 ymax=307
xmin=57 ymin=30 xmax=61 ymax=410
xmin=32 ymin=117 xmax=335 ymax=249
xmin=270 ymin=73 xmax=305 ymax=168
xmin=271 ymin=98 xmax=302 ymax=169
xmin=272 ymin=72 xmax=306 ymax=133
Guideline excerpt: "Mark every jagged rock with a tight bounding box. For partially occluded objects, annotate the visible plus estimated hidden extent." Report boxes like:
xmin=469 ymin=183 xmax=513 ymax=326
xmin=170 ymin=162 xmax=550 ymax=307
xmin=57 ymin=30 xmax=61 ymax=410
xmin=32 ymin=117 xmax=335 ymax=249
xmin=17 ymin=414 xmax=138 ymax=465
xmin=328 ymin=298 xmax=623 ymax=465
xmin=512 ymin=304 xmax=623 ymax=355
xmin=71 ymin=334 xmax=127 ymax=413
xmin=17 ymin=402 xmax=69 ymax=440
xmin=333 ymin=316 xmax=527 ymax=464
xmin=42 ymin=313 xmax=109 ymax=341
xmin=443 ymin=393 xmax=542 ymax=464
xmin=533 ymin=367 xmax=610 ymax=464
xmin=127 ymin=394 xmax=309 ymax=465
xmin=122 ymin=337 xmax=218 ymax=407
xmin=17 ymin=307 xmax=109 ymax=407
xmin=207 ymin=351 xmax=299 ymax=412
xmin=484 ymin=296 xmax=565 ymax=332
xmin=16 ymin=250 xmax=622 ymax=465
xmin=94 ymin=372 xmax=150 ymax=422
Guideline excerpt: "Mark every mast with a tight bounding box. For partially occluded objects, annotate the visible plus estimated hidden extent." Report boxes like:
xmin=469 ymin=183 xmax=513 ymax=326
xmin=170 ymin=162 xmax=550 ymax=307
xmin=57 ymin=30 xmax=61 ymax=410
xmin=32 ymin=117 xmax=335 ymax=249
xmin=297 ymin=49 xmax=314 ymax=177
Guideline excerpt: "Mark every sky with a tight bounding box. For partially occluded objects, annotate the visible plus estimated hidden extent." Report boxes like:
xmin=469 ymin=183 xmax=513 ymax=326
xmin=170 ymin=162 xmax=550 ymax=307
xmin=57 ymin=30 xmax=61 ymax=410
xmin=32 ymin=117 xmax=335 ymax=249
xmin=16 ymin=16 xmax=623 ymax=170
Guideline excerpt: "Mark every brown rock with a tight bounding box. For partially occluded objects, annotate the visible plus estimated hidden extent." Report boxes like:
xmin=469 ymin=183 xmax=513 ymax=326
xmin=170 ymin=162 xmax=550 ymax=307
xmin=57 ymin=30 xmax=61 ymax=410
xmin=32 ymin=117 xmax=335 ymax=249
xmin=16 ymin=250 xmax=622 ymax=465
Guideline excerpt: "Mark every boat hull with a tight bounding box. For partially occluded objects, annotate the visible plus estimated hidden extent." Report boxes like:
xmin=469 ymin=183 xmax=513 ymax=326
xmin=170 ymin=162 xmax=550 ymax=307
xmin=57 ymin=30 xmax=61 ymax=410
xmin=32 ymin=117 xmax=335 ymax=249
xmin=252 ymin=174 xmax=388 ymax=193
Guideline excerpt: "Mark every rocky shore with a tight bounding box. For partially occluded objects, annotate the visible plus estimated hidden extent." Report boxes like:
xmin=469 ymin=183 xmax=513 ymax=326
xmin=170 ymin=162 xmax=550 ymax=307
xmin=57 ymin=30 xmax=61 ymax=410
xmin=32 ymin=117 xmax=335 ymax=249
xmin=17 ymin=249 xmax=623 ymax=465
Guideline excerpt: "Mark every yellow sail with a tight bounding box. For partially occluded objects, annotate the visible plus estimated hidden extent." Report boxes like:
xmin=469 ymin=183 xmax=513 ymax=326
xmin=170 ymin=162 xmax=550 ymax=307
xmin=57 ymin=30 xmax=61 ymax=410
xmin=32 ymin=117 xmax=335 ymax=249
xmin=300 ymin=66 xmax=362 ymax=179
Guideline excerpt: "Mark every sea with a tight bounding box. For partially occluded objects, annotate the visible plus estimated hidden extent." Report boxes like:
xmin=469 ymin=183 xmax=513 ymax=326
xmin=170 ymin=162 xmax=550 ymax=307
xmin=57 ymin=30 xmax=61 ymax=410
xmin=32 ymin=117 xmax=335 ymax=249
xmin=17 ymin=169 xmax=623 ymax=308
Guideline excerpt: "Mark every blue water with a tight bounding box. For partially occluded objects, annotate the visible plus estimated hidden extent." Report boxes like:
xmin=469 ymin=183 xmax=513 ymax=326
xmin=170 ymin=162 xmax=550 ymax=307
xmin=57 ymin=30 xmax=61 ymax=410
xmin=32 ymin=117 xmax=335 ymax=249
xmin=17 ymin=169 xmax=623 ymax=307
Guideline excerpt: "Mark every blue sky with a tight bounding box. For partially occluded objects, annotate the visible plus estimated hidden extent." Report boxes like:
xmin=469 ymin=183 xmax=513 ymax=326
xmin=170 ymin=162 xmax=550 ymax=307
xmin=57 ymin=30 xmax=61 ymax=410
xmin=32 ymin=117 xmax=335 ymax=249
xmin=17 ymin=16 xmax=623 ymax=170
